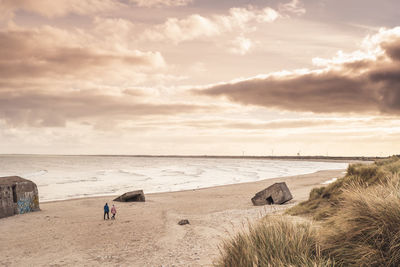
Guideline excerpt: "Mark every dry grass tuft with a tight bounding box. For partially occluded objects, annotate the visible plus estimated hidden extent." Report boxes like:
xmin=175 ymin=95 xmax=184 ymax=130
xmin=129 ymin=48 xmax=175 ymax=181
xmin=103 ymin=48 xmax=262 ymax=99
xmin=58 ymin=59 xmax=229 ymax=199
xmin=214 ymin=216 xmax=334 ymax=267
xmin=321 ymin=176 xmax=400 ymax=266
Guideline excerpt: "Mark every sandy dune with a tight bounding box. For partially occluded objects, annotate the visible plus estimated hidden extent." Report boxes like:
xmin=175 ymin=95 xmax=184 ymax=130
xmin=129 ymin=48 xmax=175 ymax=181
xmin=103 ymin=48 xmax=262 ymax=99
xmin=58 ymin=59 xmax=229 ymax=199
xmin=0 ymin=169 xmax=345 ymax=266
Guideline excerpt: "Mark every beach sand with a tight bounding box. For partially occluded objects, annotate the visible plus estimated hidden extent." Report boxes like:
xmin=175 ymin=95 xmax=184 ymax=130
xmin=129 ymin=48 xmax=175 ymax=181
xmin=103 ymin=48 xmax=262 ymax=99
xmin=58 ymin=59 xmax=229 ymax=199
xmin=0 ymin=169 xmax=345 ymax=266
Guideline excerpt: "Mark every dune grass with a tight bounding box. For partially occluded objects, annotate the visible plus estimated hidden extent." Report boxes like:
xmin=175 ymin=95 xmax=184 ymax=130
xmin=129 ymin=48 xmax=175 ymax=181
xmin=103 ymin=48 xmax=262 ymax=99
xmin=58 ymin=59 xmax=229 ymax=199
xmin=287 ymin=157 xmax=400 ymax=220
xmin=320 ymin=177 xmax=400 ymax=266
xmin=214 ymin=216 xmax=334 ymax=267
xmin=216 ymin=157 xmax=400 ymax=267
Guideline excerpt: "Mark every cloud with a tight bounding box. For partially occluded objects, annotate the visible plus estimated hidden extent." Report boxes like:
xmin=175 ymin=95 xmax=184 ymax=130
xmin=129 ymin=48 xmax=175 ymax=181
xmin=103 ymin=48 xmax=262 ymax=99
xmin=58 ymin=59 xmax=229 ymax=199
xmin=129 ymin=0 xmax=192 ymax=8
xmin=0 ymin=0 xmax=193 ymax=19
xmin=201 ymin=117 xmax=398 ymax=131
xmin=0 ymin=18 xmax=228 ymax=129
xmin=0 ymin=23 xmax=198 ymax=128
xmin=0 ymin=89 xmax=210 ymax=127
xmin=132 ymin=117 xmax=387 ymax=131
xmin=0 ymin=26 xmax=165 ymax=79
xmin=174 ymin=118 xmax=338 ymax=130
xmin=381 ymin=37 xmax=400 ymax=61
xmin=0 ymin=0 xmax=119 ymax=18
xmin=143 ymin=6 xmax=279 ymax=43
xmin=279 ymin=0 xmax=306 ymax=16
xmin=196 ymin=27 xmax=400 ymax=115
xmin=229 ymin=36 xmax=253 ymax=55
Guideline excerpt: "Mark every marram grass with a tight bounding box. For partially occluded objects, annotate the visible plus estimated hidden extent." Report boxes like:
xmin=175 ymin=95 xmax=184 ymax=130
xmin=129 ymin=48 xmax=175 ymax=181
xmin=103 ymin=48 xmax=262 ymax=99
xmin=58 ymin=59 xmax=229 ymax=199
xmin=320 ymin=177 xmax=400 ymax=266
xmin=216 ymin=157 xmax=400 ymax=267
xmin=286 ymin=156 xmax=400 ymax=220
xmin=214 ymin=216 xmax=334 ymax=267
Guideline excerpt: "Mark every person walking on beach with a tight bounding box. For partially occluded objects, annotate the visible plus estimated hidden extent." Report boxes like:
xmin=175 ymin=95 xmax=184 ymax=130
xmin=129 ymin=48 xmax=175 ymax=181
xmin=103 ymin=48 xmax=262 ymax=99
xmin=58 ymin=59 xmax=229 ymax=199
xmin=104 ymin=203 xmax=110 ymax=220
xmin=111 ymin=204 xmax=117 ymax=220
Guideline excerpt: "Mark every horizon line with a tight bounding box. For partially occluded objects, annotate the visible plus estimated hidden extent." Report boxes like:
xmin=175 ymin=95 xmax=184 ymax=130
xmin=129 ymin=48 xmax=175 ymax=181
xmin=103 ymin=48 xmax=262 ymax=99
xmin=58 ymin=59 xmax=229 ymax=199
xmin=0 ymin=154 xmax=390 ymax=160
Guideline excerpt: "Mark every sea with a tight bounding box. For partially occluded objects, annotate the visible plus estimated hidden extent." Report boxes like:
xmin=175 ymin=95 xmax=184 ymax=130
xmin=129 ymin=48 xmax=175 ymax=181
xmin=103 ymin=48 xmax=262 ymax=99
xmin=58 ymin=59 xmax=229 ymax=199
xmin=0 ymin=155 xmax=348 ymax=202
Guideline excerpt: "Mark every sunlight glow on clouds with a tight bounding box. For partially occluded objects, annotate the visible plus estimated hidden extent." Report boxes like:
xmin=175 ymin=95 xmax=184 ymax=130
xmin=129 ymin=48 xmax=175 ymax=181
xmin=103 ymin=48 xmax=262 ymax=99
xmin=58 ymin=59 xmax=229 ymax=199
xmin=229 ymin=36 xmax=253 ymax=55
xmin=0 ymin=0 xmax=399 ymax=156
xmin=143 ymin=6 xmax=279 ymax=43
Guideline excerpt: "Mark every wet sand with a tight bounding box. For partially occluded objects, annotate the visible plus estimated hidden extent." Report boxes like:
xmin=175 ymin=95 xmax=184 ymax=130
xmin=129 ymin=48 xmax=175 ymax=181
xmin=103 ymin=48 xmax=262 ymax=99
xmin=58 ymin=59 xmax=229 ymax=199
xmin=0 ymin=169 xmax=345 ymax=266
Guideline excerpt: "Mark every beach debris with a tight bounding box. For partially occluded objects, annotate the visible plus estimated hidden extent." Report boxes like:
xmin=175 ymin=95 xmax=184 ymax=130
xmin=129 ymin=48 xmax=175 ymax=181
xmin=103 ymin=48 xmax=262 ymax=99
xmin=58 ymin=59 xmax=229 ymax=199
xmin=178 ymin=219 xmax=190 ymax=225
xmin=251 ymin=182 xmax=293 ymax=206
xmin=0 ymin=176 xmax=40 ymax=219
xmin=113 ymin=190 xmax=145 ymax=202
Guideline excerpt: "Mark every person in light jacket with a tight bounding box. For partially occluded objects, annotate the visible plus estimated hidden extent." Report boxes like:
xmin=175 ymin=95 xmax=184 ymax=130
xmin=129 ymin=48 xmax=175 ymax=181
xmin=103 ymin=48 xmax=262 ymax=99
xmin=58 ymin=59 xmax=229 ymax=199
xmin=111 ymin=204 xmax=117 ymax=220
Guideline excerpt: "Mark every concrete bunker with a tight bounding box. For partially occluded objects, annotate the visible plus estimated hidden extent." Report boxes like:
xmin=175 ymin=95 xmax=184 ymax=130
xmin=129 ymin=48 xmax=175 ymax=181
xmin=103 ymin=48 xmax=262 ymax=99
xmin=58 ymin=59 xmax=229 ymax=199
xmin=114 ymin=190 xmax=145 ymax=202
xmin=251 ymin=182 xmax=293 ymax=206
xmin=0 ymin=176 xmax=40 ymax=219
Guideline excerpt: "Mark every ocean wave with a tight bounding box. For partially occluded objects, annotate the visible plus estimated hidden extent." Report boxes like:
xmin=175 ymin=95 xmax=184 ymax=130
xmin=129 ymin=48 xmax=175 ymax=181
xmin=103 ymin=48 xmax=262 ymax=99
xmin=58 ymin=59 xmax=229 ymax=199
xmin=321 ymin=177 xmax=338 ymax=185
xmin=161 ymin=168 xmax=204 ymax=178
xmin=23 ymin=169 xmax=48 ymax=178
xmin=56 ymin=177 xmax=99 ymax=185
xmin=117 ymin=169 xmax=148 ymax=177
xmin=97 ymin=169 xmax=148 ymax=177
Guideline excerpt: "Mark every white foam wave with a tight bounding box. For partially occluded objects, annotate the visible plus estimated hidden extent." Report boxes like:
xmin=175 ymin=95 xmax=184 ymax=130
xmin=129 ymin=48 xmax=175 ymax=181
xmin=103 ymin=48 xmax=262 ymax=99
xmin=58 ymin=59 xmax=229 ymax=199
xmin=321 ymin=177 xmax=338 ymax=185
xmin=23 ymin=169 xmax=48 ymax=178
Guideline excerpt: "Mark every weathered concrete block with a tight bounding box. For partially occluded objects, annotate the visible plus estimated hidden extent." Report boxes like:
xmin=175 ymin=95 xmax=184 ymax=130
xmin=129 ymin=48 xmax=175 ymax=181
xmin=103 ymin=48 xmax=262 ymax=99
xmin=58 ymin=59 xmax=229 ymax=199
xmin=0 ymin=176 xmax=40 ymax=219
xmin=114 ymin=190 xmax=145 ymax=202
xmin=251 ymin=182 xmax=293 ymax=206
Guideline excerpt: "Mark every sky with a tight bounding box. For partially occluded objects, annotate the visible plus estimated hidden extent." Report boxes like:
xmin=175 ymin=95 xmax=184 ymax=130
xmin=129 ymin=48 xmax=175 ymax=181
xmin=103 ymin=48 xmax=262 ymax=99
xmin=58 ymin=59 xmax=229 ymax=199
xmin=0 ymin=0 xmax=400 ymax=156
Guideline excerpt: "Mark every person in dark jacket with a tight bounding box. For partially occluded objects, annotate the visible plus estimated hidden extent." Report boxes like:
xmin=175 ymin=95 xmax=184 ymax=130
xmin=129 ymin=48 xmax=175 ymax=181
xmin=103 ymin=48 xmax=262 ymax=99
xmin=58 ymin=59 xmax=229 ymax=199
xmin=104 ymin=203 xmax=110 ymax=220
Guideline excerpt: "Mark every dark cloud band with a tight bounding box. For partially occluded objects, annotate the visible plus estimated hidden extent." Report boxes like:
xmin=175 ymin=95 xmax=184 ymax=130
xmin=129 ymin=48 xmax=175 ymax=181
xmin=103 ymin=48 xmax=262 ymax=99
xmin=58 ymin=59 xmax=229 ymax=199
xmin=197 ymin=30 xmax=400 ymax=115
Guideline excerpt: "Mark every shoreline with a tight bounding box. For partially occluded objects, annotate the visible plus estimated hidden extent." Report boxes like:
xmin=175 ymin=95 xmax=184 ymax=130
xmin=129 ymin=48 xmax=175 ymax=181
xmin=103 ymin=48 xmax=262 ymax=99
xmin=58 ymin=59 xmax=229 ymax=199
xmin=0 ymin=168 xmax=346 ymax=266
xmin=42 ymin=168 xmax=347 ymax=204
